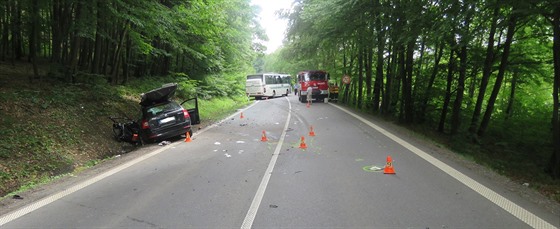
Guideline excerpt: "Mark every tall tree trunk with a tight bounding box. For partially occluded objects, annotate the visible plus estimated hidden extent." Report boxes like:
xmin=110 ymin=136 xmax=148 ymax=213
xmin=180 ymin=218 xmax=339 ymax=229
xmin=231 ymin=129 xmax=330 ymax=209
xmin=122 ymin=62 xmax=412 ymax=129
xmin=403 ymin=36 xmax=415 ymax=123
xmin=67 ymin=1 xmax=83 ymax=83
xmin=395 ymin=44 xmax=407 ymax=122
xmin=343 ymin=49 xmax=350 ymax=104
xmin=393 ymin=51 xmax=402 ymax=115
xmin=469 ymin=5 xmax=500 ymax=133
xmin=51 ymin=0 xmax=62 ymax=63
xmin=477 ymin=10 xmax=517 ymax=137
xmin=123 ymin=36 xmax=132 ymax=84
xmin=102 ymin=36 xmax=111 ymax=76
xmin=29 ymin=0 xmax=40 ymax=83
xmin=373 ymin=12 xmax=385 ymax=113
xmin=91 ymin=5 xmax=103 ymax=76
xmin=438 ymin=48 xmax=455 ymax=132
xmin=1 ymin=2 xmax=10 ymax=61
xmin=450 ymin=43 xmax=467 ymax=135
xmin=111 ymin=21 xmax=130 ymax=85
xmin=451 ymin=5 xmax=472 ymax=135
xmin=12 ymin=0 xmax=22 ymax=61
xmin=357 ymin=48 xmax=364 ymax=109
xmin=505 ymin=71 xmax=517 ymax=120
xmin=548 ymin=4 xmax=560 ymax=178
xmin=382 ymin=44 xmax=394 ymax=115
xmin=412 ymin=37 xmax=426 ymax=101
xmin=419 ymin=41 xmax=445 ymax=123
xmin=466 ymin=65 xmax=480 ymax=110
xmin=366 ymin=46 xmax=373 ymax=109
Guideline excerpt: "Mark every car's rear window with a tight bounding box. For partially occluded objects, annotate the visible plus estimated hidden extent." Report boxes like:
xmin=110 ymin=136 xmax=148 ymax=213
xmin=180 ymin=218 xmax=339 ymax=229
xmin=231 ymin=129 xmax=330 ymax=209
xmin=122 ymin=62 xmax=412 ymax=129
xmin=145 ymin=102 xmax=181 ymax=118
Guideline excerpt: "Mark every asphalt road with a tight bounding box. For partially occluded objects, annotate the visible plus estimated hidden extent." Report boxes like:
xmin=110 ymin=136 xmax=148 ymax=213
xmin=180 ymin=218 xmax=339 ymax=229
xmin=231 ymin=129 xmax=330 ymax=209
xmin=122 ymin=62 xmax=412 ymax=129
xmin=1 ymin=95 xmax=559 ymax=228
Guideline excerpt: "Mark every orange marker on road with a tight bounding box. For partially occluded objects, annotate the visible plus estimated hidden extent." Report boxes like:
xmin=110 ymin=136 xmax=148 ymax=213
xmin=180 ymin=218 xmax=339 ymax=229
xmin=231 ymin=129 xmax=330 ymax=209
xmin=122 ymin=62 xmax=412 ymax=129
xmin=185 ymin=132 xmax=192 ymax=142
xmin=384 ymin=156 xmax=396 ymax=174
xmin=309 ymin=126 xmax=315 ymax=136
xmin=299 ymin=136 xmax=307 ymax=149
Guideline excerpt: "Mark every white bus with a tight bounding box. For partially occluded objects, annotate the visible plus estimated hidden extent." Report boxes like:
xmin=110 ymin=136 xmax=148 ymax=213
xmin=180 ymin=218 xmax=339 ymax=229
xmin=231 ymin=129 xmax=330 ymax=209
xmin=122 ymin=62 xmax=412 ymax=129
xmin=246 ymin=73 xmax=292 ymax=99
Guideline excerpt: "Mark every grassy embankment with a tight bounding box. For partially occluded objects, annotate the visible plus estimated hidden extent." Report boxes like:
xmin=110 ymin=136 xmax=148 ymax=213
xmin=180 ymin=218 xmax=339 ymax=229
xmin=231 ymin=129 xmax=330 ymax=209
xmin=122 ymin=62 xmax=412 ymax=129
xmin=0 ymin=61 xmax=251 ymax=197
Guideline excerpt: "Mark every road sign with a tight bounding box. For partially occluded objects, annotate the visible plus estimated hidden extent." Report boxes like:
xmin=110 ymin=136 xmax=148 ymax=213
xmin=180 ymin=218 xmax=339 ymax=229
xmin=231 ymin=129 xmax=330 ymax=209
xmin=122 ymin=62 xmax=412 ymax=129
xmin=342 ymin=75 xmax=351 ymax=84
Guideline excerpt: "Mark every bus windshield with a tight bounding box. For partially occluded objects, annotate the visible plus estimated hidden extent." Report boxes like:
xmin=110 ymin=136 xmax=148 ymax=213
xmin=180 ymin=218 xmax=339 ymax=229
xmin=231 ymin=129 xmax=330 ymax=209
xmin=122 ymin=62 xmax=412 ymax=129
xmin=247 ymin=75 xmax=263 ymax=81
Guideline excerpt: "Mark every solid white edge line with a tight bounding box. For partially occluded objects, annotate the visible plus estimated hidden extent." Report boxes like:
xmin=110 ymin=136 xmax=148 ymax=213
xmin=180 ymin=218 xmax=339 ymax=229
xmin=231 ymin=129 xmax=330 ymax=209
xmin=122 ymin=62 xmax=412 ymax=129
xmin=330 ymin=103 xmax=557 ymax=229
xmin=0 ymin=145 xmax=172 ymax=227
xmin=196 ymin=100 xmax=259 ymax=136
xmin=0 ymin=100 xmax=261 ymax=227
xmin=241 ymin=97 xmax=291 ymax=229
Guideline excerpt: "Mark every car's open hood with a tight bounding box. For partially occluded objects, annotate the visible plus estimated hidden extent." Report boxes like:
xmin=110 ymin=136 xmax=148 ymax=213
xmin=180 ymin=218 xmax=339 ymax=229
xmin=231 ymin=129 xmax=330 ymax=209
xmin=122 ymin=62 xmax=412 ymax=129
xmin=140 ymin=83 xmax=177 ymax=106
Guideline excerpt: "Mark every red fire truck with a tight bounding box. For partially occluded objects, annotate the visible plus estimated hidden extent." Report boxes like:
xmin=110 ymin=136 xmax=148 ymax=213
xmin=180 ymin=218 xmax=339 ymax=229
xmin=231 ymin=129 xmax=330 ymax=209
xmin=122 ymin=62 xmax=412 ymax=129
xmin=297 ymin=70 xmax=330 ymax=103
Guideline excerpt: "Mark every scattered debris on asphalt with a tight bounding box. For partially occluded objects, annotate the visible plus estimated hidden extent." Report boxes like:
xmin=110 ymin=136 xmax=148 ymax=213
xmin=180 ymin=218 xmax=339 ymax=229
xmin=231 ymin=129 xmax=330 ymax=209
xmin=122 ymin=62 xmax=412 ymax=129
xmin=158 ymin=141 xmax=171 ymax=146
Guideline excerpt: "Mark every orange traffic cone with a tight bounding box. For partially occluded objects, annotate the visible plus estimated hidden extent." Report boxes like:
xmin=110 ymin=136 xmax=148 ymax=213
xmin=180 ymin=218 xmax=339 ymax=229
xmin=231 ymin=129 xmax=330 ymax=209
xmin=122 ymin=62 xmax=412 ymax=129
xmin=309 ymin=126 xmax=315 ymax=136
xmin=261 ymin=130 xmax=268 ymax=142
xmin=384 ymin=156 xmax=396 ymax=174
xmin=299 ymin=136 xmax=307 ymax=149
xmin=240 ymin=112 xmax=244 ymax=119
xmin=185 ymin=132 xmax=192 ymax=142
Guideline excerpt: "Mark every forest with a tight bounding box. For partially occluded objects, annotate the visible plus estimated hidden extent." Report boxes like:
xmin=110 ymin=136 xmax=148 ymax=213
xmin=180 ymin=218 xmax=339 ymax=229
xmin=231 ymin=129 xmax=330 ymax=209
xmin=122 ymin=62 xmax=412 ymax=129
xmin=0 ymin=0 xmax=559 ymax=200
xmin=0 ymin=0 xmax=265 ymax=196
xmin=0 ymin=0 xmax=266 ymax=89
xmin=264 ymin=0 xmax=560 ymax=184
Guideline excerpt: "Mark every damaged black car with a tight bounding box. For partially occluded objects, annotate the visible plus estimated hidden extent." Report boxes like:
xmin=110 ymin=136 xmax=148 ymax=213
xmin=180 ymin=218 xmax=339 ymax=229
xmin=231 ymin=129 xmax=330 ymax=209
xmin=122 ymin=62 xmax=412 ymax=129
xmin=111 ymin=83 xmax=200 ymax=144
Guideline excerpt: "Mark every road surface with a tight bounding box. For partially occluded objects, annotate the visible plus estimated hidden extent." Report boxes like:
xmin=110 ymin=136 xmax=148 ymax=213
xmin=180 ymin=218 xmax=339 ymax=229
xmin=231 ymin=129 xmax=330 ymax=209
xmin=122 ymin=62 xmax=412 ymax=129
xmin=0 ymin=95 xmax=558 ymax=228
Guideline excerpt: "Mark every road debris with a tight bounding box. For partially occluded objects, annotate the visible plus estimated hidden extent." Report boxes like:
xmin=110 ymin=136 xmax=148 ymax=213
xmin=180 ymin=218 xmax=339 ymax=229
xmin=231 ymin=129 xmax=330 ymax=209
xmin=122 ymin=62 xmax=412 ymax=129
xmin=362 ymin=165 xmax=383 ymax=172
xmin=158 ymin=141 xmax=171 ymax=146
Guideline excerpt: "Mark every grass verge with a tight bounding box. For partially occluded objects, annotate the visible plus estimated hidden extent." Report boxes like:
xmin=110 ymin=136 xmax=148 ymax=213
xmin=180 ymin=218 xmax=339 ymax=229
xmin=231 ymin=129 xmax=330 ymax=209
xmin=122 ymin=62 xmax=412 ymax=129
xmin=0 ymin=61 xmax=251 ymax=197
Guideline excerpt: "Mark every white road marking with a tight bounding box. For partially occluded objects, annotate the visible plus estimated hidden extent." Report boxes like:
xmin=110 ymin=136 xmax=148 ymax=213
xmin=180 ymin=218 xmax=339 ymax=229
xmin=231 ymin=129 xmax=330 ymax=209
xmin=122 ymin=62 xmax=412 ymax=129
xmin=0 ymin=145 xmax=173 ymax=227
xmin=330 ymin=103 xmax=557 ymax=229
xmin=0 ymin=100 xmax=262 ymax=227
xmin=241 ymin=97 xmax=292 ymax=229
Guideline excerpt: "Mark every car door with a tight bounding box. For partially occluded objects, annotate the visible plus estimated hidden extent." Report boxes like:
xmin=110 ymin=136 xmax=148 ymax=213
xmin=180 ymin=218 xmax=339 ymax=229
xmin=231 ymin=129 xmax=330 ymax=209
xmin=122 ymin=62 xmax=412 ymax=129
xmin=180 ymin=97 xmax=200 ymax=125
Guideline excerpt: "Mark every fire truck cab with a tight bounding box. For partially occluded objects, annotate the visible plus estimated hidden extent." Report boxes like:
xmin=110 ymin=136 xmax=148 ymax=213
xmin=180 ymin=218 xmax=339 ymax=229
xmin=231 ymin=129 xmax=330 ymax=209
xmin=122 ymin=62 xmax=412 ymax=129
xmin=297 ymin=70 xmax=329 ymax=103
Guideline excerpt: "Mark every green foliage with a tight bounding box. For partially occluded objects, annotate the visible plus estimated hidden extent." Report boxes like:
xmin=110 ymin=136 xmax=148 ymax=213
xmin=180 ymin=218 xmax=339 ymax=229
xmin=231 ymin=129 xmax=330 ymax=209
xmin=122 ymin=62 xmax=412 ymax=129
xmin=268 ymin=0 xmax=560 ymax=199
xmin=198 ymin=95 xmax=251 ymax=123
xmin=0 ymin=0 xmax=260 ymax=197
xmin=197 ymin=73 xmax=246 ymax=99
xmin=0 ymin=65 xmax=253 ymax=197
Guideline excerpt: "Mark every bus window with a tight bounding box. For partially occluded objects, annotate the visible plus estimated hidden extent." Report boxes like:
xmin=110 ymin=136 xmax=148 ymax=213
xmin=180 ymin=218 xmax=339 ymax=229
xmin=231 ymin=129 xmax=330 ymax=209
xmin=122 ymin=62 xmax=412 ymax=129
xmin=265 ymin=75 xmax=277 ymax=84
